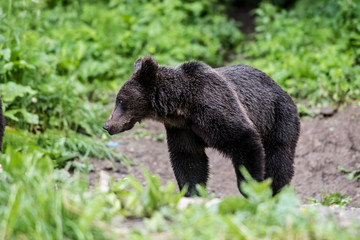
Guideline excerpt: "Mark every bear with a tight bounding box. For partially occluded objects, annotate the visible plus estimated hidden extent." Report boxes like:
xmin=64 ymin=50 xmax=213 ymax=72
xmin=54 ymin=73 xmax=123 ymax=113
xmin=0 ymin=96 xmax=5 ymax=152
xmin=103 ymin=56 xmax=300 ymax=197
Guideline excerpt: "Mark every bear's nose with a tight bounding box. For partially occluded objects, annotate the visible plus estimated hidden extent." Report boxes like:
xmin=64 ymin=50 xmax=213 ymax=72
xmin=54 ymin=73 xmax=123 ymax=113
xmin=103 ymin=124 xmax=110 ymax=131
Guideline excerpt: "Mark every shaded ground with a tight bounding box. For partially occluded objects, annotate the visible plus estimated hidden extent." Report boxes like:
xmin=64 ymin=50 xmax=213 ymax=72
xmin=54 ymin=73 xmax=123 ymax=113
xmin=90 ymin=105 xmax=360 ymax=207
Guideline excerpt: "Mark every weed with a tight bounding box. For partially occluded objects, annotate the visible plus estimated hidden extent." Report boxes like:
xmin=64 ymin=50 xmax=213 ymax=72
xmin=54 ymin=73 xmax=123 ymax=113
xmin=153 ymin=133 xmax=165 ymax=142
xmin=307 ymin=188 xmax=352 ymax=207
xmin=338 ymin=165 xmax=360 ymax=181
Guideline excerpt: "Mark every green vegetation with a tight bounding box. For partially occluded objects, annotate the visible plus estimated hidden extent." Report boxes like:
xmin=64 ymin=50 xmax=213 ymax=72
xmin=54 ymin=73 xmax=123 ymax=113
xmin=1 ymin=0 xmax=360 ymax=238
xmin=307 ymin=189 xmax=353 ymax=207
xmin=238 ymin=0 xmax=360 ymax=106
xmin=1 ymin=151 xmax=359 ymax=239
xmin=338 ymin=165 xmax=360 ymax=181
xmin=0 ymin=0 xmax=242 ymax=165
xmin=0 ymin=147 xmax=111 ymax=239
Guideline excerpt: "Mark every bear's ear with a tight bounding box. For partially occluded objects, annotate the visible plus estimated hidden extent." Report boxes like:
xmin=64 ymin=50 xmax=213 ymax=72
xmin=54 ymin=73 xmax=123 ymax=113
xmin=135 ymin=56 xmax=158 ymax=86
xmin=134 ymin=57 xmax=143 ymax=72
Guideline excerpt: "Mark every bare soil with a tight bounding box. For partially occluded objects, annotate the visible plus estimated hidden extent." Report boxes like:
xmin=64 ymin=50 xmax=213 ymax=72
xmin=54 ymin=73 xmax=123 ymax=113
xmin=90 ymin=105 xmax=360 ymax=207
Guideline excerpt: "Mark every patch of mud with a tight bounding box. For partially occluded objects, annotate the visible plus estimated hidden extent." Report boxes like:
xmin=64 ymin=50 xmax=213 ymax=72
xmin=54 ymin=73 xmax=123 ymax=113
xmin=294 ymin=106 xmax=360 ymax=206
xmin=90 ymin=106 xmax=360 ymax=207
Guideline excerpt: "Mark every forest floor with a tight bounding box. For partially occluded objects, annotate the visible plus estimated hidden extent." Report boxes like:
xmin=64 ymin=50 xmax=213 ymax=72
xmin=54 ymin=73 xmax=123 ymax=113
xmin=89 ymin=105 xmax=360 ymax=207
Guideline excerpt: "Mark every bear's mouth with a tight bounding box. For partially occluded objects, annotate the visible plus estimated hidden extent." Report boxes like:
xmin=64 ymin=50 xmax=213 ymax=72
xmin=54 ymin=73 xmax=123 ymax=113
xmin=105 ymin=119 xmax=137 ymax=135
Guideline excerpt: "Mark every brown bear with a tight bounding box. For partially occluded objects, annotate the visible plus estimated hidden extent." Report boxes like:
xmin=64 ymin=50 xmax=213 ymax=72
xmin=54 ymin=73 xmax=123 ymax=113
xmin=0 ymin=96 xmax=5 ymax=152
xmin=103 ymin=56 xmax=300 ymax=197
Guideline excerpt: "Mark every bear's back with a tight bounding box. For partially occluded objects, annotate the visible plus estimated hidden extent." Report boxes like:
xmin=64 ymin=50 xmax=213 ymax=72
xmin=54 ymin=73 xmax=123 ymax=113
xmin=215 ymin=64 xmax=282 ymax=98
xmin=215 ymin=64 xmax=295 ymax=136
xmin=176 ymin=62 xmax=297 ymax=137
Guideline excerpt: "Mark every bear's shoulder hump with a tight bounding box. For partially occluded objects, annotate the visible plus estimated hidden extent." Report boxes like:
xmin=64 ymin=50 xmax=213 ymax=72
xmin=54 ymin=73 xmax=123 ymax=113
xmin=178 ymin=61 xmax=211 ymax=75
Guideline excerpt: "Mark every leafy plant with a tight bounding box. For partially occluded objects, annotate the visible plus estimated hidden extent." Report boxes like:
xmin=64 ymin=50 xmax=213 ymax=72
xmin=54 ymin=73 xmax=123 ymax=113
xmin=65 ymin=160 xmax=94 ymax=173
xmin=110 ymin=167 xmax=186 ymax=218
xmin=3 ymin=128 xmax=131 ymax=167
xmin=1 ymin=148 xmax=359 ymax=239
xmin=236 ymin=0 xmax=360 ymax=105
xmin=0 ymin=146 xmax=114 ymax=240
xmin=338 ymin=165 xmax=360 ymax=181
xmin=296 ymin=103 xmax=321 ymax=119
xmin=307 ymin=190 xmax=352 ymax=207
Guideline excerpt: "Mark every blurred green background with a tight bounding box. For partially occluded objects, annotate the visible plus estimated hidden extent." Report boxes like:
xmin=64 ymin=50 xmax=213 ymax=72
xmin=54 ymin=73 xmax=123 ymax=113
xmin=0 ymin=0 xmax=360 ymax=239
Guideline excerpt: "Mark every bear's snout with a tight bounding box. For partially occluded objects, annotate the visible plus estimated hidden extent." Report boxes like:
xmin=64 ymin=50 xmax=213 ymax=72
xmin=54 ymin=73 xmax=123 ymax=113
xmin=102 ymin=122 xmax=124 ymax=135
xmin=103 ymin=124 xmax=117 ymax=135
xmin=103 ymin=124 xmax=110 ymax=132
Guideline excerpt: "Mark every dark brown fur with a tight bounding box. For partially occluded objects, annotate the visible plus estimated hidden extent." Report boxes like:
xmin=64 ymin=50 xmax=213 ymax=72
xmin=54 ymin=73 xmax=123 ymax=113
xmin=104 ymin=57 xmax=300 ymax=196
xmin=0 ymin=96 xmax=5 ymax=152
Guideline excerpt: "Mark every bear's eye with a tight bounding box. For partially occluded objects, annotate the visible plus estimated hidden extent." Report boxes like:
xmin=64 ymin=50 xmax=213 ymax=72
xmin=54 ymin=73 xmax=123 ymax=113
xmin=118 ymin=98 xmax=127 ymax=111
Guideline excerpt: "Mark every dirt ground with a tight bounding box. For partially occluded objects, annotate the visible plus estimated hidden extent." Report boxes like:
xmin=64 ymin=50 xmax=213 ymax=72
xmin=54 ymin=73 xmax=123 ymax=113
xmin=90 ymin=105 xmax=360 ymax=207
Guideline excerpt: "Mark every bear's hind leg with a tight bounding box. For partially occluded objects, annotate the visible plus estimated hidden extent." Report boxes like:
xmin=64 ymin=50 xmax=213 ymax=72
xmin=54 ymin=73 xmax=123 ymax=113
xmin=165 ymin=126 xmax=209 ymax=197
xmin=264 ymin=117 xmax=299 ymax=195
xmin=264 ymin=142 xmax=295 ymax=195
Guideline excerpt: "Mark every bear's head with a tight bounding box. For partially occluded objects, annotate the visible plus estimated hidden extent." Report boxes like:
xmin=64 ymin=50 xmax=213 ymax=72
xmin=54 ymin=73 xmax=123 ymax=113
xmin=103 ymin=56 xmax=158 ymax=135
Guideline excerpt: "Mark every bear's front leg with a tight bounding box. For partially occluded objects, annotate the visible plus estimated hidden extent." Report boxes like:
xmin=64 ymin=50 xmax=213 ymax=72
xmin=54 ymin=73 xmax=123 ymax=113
xmin=165 ymin=126 xmax=209 ymax=197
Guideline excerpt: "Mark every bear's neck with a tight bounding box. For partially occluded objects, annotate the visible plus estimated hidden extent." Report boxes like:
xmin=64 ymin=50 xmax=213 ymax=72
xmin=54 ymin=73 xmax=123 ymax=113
xmin=151 ymin=66 xmax=190 ymax=119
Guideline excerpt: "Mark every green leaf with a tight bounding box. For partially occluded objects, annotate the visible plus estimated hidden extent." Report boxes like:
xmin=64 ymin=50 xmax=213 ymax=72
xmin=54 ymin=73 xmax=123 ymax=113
xmin=4 ymin=109 xmax=39 ymax=124
xmin=218 ymin=196 xmax=249 ymax=214
xmin=0 ymin=82 xmax=37 ymax=103
xmin=0 ymin=48 xmax=11 ymax=61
